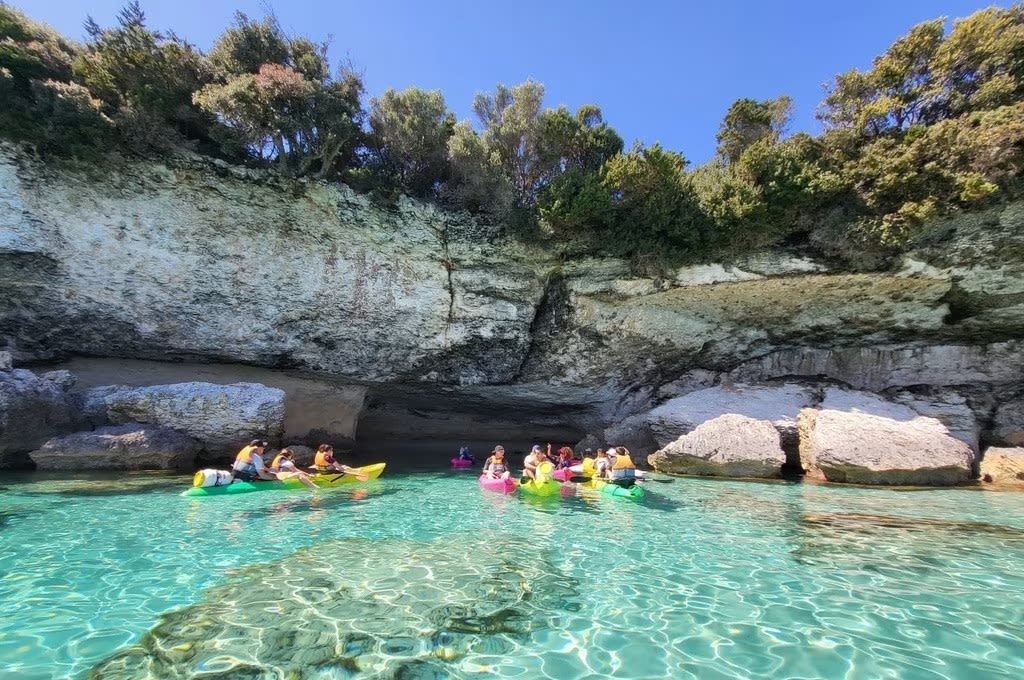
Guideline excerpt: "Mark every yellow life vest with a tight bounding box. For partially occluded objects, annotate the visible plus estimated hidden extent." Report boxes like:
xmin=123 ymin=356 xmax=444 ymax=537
xmin=235 ymin=445 xmax=255 ymax=464
xmin=313 ymin=450 xmax=334 ymax=470
xmin=271 ymin=454 xmax=286 ymax=469
xmin=612 ymin=453 xmax=636 ymax=470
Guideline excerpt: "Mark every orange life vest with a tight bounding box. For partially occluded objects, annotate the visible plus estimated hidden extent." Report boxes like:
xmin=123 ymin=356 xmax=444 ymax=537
xmin=313 ymin=450 xmax=335 ymax=470
xmin=271 ymin=454 xmax=286 ymax=469
xmin=612 ymin=453 xmax=636 ymax=470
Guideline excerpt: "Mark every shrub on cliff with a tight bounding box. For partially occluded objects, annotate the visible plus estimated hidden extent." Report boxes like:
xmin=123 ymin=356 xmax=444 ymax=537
xmin=194 ymin=11 xmax=364 ymax=177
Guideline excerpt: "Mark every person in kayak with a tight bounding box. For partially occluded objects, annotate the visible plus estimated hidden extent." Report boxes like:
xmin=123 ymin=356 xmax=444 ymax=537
xmin=482 ymin=446 xmax=510 ymax=479
xmin=457 ymin=446 xmax=475 ymax=463
xmin=609 ymin=446 xmax=637 ymax=487
xmin=523 ymin=444 xmax=549 ymax=481
xmin=593 ymin=448 xmax=612 ymax=479
xmin=231 ymin=441 xmax=276 ymax=482
xmin=554 ymin=446 xmax=575 ymax=470
xmin=269 ymin=448 xmax=318 ymax=490
xmin=311 ymin=444 xmax=364 ymax=477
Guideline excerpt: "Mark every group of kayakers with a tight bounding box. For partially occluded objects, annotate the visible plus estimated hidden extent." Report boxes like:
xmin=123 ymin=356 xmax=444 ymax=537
xmin=230 ymin=441 xmax=363 ymax=489
xmin=480 ymin=443 xmax=637 ymax=484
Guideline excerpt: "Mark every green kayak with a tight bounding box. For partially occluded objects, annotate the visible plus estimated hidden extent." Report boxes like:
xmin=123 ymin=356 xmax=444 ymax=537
xmin=181 ymin=463 xmax=386 ymax=497
xmin=586 ymin=478 xmax=644 ymax=501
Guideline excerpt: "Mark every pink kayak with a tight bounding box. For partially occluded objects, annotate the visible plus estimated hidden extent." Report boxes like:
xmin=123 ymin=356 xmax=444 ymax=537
xmin=479 ymin=474 xmax=518 ymax=494
xmin=451 ymin=458 xmax=473 ymax=468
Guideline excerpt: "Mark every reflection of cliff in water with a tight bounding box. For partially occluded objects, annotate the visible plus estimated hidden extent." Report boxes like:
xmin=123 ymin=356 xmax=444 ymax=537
xmin=354 ymin=382 xmax=601 ymax=470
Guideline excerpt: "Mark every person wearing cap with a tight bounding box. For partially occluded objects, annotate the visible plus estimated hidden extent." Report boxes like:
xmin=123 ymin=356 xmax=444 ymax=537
xmin=482 ymin=446 xmax=509 ymax=479
xmin=231 ymin=441 xmax=276 ymax=482
xmin=457 ymin=446 xmax=475 ymax=463
xmin=269 ymin=448 xmax=318 ymax=490
xmin=523 ymin=444 xmax=549 ymax=480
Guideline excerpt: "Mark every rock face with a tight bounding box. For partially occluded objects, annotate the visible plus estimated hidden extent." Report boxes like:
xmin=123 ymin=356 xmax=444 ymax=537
xmin=991 ymin=396 xmax=1024 ymax=446
xmin=29 ymin=424 xmax=201 ymax=470
xmin=648 ymin=414 xmax=786 ymax=478
xmin=0 ymin=363 xmax=78 ymax=467
xmin=83 ymin=382 xmax=286 ymax=454
xmin=979 ymin=447 xmax=1024 ymax=485
xmin=798 ymin=389 xmax=974 ymax=485
xmin=645 ymin=383 xmax=819 ymax=453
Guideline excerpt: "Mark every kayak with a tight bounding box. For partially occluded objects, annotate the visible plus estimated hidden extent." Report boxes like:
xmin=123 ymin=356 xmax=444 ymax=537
xmin=478 ymin=474 xmax=517 ymax=494
xmin=181 ymin=463 xmax=386 ymax=497
xmin=519 ymin=478 xmax=561 ymax=496
xmin=518 ymin=461 xmax=561 ymax=497
xmin=451 ymin=458 xmax=473 ymax=468
xmin=584 ymin=477 xmax=645 ymax=501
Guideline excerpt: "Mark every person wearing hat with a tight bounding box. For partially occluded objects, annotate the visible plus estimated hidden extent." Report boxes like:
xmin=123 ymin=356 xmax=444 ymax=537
xmin=482 ymin=445 xmax=510 ymax=479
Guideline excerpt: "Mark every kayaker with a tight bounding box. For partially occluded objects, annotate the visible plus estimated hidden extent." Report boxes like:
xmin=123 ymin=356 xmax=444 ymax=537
xmin=523 ymin=444 xmax=548 ymax=480
xmin=231 ymin=441 xmax=276 ymax=482
xmin=609 ymin=446 xmax=637 ymax=487
xmin=593 ymin=448 xmax=612 ymax=479
xmin=554 ymin=446 xmax=575 ymax=470
xmin=457 ymin=446 xmax=475 ymax=463
xmin=311 ymin=444 xmax=362 ymax=477
xmin=269 ymin=448 xmax=318 ymax=490
xmin=482 ymin=446 xmax=510 ymax=479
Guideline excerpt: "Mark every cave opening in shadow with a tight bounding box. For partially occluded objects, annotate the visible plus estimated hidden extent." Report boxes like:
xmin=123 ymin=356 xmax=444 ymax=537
xmin=352 ymin=383 xmax=597 ymax=472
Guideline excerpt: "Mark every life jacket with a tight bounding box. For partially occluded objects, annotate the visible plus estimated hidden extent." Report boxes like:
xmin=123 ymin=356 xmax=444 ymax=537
xmin=612 ymin=452 xmax=636 ymax=470
xmin=233 ymin=446 xmax=261 ymax=476
xmin=485 ymin=456 xmax=506 ymax=474
xmin=271 ymin=454 xmax=289 ymax=470
xmin=313 ymin=450 xmax=335 ymax=471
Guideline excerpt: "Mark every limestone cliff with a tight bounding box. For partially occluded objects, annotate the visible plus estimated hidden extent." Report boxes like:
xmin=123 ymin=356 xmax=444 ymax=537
xmin=2 ymin=143 xmax=1023 ymax=455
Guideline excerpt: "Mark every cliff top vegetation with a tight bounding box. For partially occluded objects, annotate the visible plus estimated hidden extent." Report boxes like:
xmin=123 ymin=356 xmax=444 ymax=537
xmin=2 ymin=2 xmax=1023 ymax=269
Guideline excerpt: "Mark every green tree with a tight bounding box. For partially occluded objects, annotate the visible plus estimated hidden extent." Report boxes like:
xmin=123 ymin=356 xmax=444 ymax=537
xmin=74 ymin=1 xmax=212 ymax=151
xmin=443 ymin=121 xmax=515 ymax=217
xmin=931 ymin=6 xmax=1024 ymax=116
xmin=602 ymin=144 xmax=708 ymax=259
xmin=716 ymin=96 xmax=792 ymax=163
xmin=820 ymin=19 xmax=944 ymax=135
xmin=195 ymin=12 xmax=364 ymax=176
xmin=366 ymin=87 xmax=454 ymax=197
xmin=472 ymin=80 xmax=547 ymax=205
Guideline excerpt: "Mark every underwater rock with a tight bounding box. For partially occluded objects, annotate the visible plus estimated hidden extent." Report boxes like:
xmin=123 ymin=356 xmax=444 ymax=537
xmin=29 ymin=423 xmax=201 ymax=470
xmin=648 ymin=414 xmax=786 ymax=478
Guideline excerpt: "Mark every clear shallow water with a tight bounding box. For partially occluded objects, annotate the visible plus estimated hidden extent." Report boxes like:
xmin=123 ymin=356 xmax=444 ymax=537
xmin=1 ymin=471 xmax=1023 ymax=679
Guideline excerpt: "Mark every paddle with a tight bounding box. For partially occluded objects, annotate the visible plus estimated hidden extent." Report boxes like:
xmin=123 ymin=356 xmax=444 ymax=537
xmin=328 ymin=466 xmax=369 ymax=483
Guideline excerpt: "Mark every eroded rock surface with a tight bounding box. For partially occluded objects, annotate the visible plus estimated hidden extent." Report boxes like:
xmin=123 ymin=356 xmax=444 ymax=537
xmin=648 ymin=414 xmax=786 ymax=478
xmin=0 ymin=363 xmax=78 ymax=467
xmin=979 ymin=447 xmax=1024 ymax=485
xmin=29 ymin=424 xmax=201 ymax=470
xmin=992 ymin=396 xmax=1024 ymax=446
xmin=83 ymin=381 xmax=285 ymax=454
xmin=798 ymin=389 xmax=974 ymax=485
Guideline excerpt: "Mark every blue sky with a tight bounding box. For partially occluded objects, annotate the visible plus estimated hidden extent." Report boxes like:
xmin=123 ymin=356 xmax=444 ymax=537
xmin=16 ymin=0 xmax=1006 ymax=164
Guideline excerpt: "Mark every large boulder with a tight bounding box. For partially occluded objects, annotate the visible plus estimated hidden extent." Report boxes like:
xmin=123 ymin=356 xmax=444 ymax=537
xmin=644 ymin=382 xmax=819 ymax=458
xmin=82 ymin=381 xmax=285 ymax=454
xmin=991 ymin=396 xmax=1024 ymax=446
xmin=648 ymin=414 xmax=786 ymax=478
xmin=890 ymin=388 xmax=980 ymax=453
xmin=29 ymin=424 xmax=201 ymax=470
xmin=798 ymin=389 xmax=974 ymax=485
xmin=979 ymin=447 xmax=1024 ymax=485
xmin=0 ymin=364 xmax=79 ymax=467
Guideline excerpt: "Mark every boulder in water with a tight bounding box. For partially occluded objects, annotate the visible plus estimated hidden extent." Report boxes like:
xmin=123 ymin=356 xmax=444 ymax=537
xmin=30 ymin=424 xmax=201 ymax=470
xmin=648 ymin=414 xmax=786 ymax=478
xmin=0 ymin=366 xmax=79 ymax=467
xmin=979 ymin=447 xmax=1024 ymax=485
xmin=82 ymin=381 xmax=285 ymax=457
xmin=797 ymin=389 xmax=974 ymax=485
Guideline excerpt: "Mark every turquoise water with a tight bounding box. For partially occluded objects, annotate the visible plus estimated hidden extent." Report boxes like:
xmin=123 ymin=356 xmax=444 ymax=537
xmin=1 ymin=471 xmax=1023 ymax=679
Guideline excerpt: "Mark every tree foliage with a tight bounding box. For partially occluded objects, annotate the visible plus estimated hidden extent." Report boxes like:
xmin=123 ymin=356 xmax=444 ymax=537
xmin=366 ymin=87 xmax=454 ymax=197
xmin=716 ymin=96 xmax=792 ymax=163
